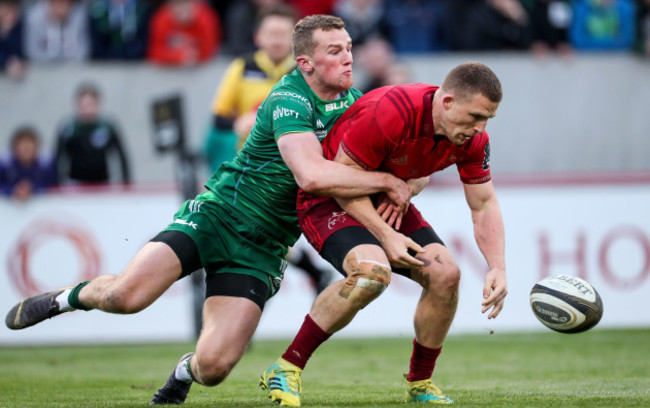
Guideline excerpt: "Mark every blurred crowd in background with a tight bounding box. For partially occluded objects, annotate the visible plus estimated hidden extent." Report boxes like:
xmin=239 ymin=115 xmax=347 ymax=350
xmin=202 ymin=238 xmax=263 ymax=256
xmin=1 ymin=0 xmax=648 ymax=76
xmin=1 ymin=0 xmax=650 ymax=201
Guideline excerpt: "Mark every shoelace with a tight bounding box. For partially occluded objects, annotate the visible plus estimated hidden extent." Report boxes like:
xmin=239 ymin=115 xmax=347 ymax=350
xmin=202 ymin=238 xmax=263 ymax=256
xmin=278 ymin=369 xmax=301 ymax=394
xmin=412 ymin=380 xmax=443 ymax=397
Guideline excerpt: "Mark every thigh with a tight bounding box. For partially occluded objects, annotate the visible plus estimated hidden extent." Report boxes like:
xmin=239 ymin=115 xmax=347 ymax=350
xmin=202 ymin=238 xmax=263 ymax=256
xmin=108 ymin=241 xmax=184 ymax=309
xmin=320 ymin=226 xmax=381 ymax=274
xmin=162 ymin=194 xmax=289 ymax=298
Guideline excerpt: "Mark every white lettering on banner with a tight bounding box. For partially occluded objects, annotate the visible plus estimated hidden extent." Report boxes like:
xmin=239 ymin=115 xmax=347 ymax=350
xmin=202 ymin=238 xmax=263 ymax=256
xmin=325 ymin=100 xmax=349 ymax=112
xmin=273 ymin=106 xmax=299 ymax=121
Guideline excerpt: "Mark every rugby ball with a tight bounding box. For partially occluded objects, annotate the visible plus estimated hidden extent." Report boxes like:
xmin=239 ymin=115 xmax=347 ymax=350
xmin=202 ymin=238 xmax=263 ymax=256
xmin=529 ymin=275 xmax=603 ymax=333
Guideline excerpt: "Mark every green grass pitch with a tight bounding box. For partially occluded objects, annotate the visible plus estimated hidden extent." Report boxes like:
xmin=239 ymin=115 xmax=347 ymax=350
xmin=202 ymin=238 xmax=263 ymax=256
xmin=1 ymin=328 xmax=648 ymax=407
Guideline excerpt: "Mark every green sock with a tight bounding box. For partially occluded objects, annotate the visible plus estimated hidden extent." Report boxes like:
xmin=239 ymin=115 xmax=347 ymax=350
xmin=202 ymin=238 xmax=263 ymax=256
xmin=68 ymin=281 xmax=92 ymax=311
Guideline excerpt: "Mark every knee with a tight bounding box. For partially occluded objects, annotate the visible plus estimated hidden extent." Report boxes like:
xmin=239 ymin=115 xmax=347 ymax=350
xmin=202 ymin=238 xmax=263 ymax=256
xmin=431 ymin=261 xmax=461 ymax=293
xmin=340 ymin=261 xmax=391 ymax=309
xmin=101 ymin=288 xmax=146 ymax=314
xmin=194 ymin=353 xmax=233 ymax=386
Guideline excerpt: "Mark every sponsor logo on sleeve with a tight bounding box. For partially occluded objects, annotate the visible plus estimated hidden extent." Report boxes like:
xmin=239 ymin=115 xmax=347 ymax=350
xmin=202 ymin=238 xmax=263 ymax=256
xmin=273 ymin=106 xmax=300 ymax=120
xmin=482 ymin=142 xmax=491 ymax=171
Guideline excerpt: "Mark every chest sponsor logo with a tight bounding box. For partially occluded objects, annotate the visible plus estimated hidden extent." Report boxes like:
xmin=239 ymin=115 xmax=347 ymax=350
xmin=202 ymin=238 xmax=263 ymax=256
xmin=389 ymin=155 xmax=408 ymax=166
xmin=325 ymin=100 xmax=349 ymax=112
xmin=273 ymin=106 xmax=299 ymax=120
xmin=270 ymin=91 xmax=312 ymax=109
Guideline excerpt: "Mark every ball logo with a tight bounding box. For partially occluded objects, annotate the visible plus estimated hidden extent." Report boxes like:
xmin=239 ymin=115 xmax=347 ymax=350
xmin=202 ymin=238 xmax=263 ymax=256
xmin=7 ymin=219 xmax=102 ymax=298
xmin=533 ymin=302 xmax=570 ymax=324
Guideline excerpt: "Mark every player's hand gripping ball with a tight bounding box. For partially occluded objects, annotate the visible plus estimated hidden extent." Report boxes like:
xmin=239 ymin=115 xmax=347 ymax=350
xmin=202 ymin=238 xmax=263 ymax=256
xmin=529 ymin=275 xmax=603 ymax=333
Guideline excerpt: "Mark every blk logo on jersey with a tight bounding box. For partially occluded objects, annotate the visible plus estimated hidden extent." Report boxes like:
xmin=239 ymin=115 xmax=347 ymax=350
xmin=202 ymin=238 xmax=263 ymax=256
xmin=174 ymin=219 xmax=198 ymax=230
xmin=325 ymin=100 xmax=349 ymax=112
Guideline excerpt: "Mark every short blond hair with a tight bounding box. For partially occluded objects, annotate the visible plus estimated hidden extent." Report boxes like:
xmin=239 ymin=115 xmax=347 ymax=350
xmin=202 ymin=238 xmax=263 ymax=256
xmin=292 ymin=14 xmax=345 ymax=58
xmin=442 ymin=62 xmax=502 ymax=103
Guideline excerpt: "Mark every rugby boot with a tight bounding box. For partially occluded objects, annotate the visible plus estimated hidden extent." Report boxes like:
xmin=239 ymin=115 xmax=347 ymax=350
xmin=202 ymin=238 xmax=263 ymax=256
xmin=405 ymin=374 xmax=453 ymax=404
xmin=151 ymin=353 xmax=194 ymax=405
xmin=259 ymin=358 xmax=302 ymax=406
xmin=5 ymin=287 xmax=72 ymax=330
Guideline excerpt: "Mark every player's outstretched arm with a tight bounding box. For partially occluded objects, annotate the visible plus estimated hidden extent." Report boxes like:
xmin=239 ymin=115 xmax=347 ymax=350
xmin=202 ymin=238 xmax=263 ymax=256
xmin=463 ymin=181 xmax=507 ymax=319
xmin=278 ymin=132 xmax=411 ymax=209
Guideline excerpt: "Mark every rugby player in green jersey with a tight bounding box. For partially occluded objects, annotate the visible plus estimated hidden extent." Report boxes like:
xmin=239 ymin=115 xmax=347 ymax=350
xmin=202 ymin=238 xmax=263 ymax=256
xmin=4 ymin=15 xmax=414 ymax=405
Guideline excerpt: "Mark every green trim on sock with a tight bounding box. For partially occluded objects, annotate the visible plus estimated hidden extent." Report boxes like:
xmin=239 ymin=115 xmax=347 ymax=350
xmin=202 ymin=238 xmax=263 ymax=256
xmin=186 ymin=356 xmax=198 ymax=383
xmin=68 ymin=281 xmax=92 ymax=311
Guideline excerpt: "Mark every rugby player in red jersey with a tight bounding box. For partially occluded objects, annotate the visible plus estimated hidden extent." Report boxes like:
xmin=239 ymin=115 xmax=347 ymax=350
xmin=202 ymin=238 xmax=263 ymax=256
xmin=261 ymin=62 xmax=507 ymax=406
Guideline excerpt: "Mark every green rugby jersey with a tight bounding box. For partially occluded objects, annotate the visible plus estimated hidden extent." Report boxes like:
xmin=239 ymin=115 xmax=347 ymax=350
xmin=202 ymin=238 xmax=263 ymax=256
xmin=205 ymin=69 xmax=363 ymax=247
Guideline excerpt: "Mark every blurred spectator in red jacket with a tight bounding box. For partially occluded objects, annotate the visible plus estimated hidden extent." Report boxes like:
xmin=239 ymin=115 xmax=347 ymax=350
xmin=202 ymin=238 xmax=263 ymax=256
xmin=287 ymin=0 xmax=335 ymax=18
xmin=147 ymin=0 xmax=220 ymax=66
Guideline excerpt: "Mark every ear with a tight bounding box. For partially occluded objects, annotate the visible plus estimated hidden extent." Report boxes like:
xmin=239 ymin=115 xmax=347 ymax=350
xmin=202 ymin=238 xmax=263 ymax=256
xmin=296 ymin=55 xmax=314 ymax=73
xmin=441 ymin=93 xmax=454 ymax=111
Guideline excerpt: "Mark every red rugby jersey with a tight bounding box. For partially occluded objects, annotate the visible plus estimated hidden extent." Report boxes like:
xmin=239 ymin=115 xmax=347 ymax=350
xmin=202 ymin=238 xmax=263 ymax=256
xmin=323 ymin=83 xmax=491 ymax=183
xmin=297 ymin=83 xmax=492 ymax=211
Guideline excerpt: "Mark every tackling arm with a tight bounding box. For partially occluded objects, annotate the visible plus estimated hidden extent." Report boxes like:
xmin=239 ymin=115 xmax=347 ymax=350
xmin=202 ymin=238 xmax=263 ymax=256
xmin=278 ymin=133 xmax=411 ymax=211
xmin=463 ymin=181 xmax=508 ymax=318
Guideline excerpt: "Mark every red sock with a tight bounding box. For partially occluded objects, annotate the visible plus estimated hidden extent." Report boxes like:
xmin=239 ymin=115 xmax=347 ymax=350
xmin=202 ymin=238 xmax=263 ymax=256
xmin=407 ymin=339 xmax=442 ymax=382
xmin=282 ymin=315 xmax=331 ymax=369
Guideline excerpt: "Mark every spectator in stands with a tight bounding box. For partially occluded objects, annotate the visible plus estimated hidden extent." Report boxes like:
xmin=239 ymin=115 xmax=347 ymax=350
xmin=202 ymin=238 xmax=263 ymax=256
xmin=54 ymin=83 xmax=131 ymax=185
xmin=0 ymin=0 xmax=26 ymax=79
xmin=24 ymin=0 xmax=90 ymax=62
xmin=88 ymin=0 xmax=153 ymax=60
xmin=223 ymin=0 xmax=285 ymax=56
xmin=203 ymin=4 xmax=295 ymax=171
xmin=355 ymin=37 xmax=411 ymax=93
xmin=147 ymin=0 xmax=220 ymax=66
xmin=0 ymin=126 xmax=56 ymax=201
xmin=526 ymin=0 xmax=573 ymax=57
xmin=637 ymin=0 xmax=650 ymax=56
xmin=455 ymin=0 xmax=531 ymax=51
xmin=570 ymin=0 xmax=636 ymax=50
xmin=381 ymin=0 xmax=451 ymax=53
xmin=334 ymin=0 xmax=385 ymax=46
xmin=287 ymin=0 xmax=335 ymax=18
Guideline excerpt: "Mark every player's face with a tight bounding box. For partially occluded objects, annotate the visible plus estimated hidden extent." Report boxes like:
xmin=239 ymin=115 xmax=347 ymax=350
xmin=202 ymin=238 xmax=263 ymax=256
xmin=256 ymin=15 xmax=294 ymax=64
xmin=309 ymin=29 xmax=354 ymax=95
xmin=77 ymin=93 xmax=100 ymax=121
xmin=440 ymin=93 xmax=498 ymax=146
